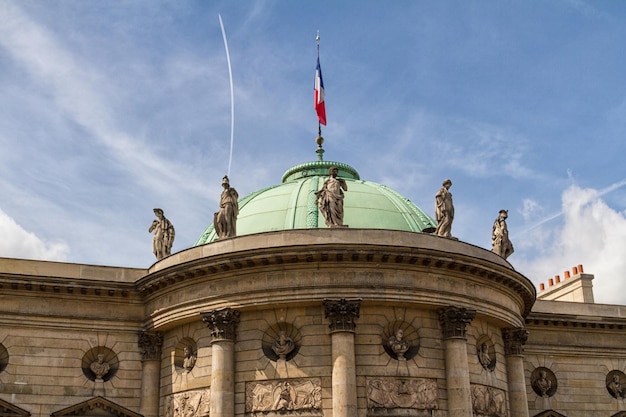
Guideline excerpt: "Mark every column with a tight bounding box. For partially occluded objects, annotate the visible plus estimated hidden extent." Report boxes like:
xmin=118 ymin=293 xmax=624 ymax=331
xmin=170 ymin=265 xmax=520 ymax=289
xmin=438 ymin=306 xmax=476 ymax=417
xmin=201 ymin=307 xmax=241 ymax=417
xmin=324 ymin=298 xmax=361 ymax=417
xmin=138 ymin=331 xmax=163 ymax=417
xmin=503 ymin=327 xmax=530 ymax=417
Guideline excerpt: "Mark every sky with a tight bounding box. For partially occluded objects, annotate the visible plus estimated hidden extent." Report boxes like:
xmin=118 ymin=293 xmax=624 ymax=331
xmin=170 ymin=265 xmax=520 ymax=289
xmin=1 ymin=1 xmax=626 ymax=304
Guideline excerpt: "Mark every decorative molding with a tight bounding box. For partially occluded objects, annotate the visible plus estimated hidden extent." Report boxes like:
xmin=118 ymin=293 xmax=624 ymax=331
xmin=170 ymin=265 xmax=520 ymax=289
xmin=502 ymin=327 xmax=528 ymax=355
xmin=200 ymin=307 xmax=240 ymax=341
xmin=0 ymin=398 xmax=31 ymax=417
xmin=51 ymin=396 xmax=142 ymax=417
xmin=323 ymin=298 xmax=361 ymax=332
xmin=438 ymin=306 xmax=476 ymax=339
xmin=138 ymin=331 xmax=163 ymax=361
xmin=245 ymin=378 xmax=322 ymax=414
xmin=367 ymin=377 xmax=437 ymax=410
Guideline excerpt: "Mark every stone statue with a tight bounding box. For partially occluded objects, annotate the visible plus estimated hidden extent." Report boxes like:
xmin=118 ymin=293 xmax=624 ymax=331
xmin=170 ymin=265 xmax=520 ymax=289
xmin=315 ymin=166 xmax=348 ymax=228
xmin=533 ymin=369 xmax=552 ymax=397
xmin=214 ymin=176 xmax=239 ymax=239
xmin=492 ymin=210 xmax=514 ymax=259
xmin=149 ymin=208 xmax=175 ymax=260
xmin=271 ymin=331 xmax=295 ymax=360
xmin=608 ymin=373 xmax=624 ymax=398
xmin=434 ymin=179 xmax=454 ymax=237
xmin=478 ymin=342 xmax=495 ymax=370
xmin=387 ymin=329 xmax=410 ymax=359
xmin=182 ymin=345 xmax=197 ymax=372
xmin=90 ymin=354 xmax=110 ymax=381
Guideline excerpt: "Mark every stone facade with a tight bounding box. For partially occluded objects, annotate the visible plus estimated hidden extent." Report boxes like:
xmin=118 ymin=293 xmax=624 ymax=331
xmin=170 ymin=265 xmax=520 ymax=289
xmin=0 ymin=229 xmax=623 ymax=417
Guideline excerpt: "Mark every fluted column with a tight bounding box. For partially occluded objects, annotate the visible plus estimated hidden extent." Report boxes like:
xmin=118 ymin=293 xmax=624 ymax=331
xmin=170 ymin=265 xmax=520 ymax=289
xmin=503 ymin=327 xmax=530 ymax=417
xmin=138 ymin=331 xmax=163 ymax=417
xmin=324 ymin=298 xmax=361 ymax=417
xmin=438 ymin=306 xmax=476 ymax=417
xmin=201 ymin=307 xmax=241 ymax=417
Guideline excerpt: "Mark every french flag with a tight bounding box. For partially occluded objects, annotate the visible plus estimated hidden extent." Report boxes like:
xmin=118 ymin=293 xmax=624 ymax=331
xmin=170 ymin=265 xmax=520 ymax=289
xmin=314 ymin=57 xmax=326 ymax=126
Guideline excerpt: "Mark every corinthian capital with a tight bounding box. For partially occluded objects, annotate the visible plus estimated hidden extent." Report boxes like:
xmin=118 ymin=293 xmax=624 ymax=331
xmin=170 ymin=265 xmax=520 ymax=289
xmin=502 ymin=327 xmax=528 ymax=355
xmin=324 ymin=298 xmax=361 ymax=332
xmin=438 ymin=306 xmax=476 ymax=340
xmin=138 ymin=331 xmax=163 ymax=361
xmin=201 ymin=307 xmax=241 ymax=341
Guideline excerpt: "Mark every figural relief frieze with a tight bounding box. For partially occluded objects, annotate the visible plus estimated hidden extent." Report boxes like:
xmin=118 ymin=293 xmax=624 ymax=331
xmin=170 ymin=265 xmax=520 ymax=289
xmin=367 ymin=377 xmax=437 ymax=411
xmin=245 ymin=378 xmax=322 ymax=414
xmin=164 ymin=388 xmax=210 ymax=417
xmin=470 ymin=384 xmax=506 ymax=417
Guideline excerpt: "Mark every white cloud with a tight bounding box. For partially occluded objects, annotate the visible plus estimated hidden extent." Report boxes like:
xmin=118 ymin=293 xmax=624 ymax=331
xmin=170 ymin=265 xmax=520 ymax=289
xmin=517 ymin=183 xmax=626 ymax=305
xmin=0 ymin=209 xmax=69 ymax=261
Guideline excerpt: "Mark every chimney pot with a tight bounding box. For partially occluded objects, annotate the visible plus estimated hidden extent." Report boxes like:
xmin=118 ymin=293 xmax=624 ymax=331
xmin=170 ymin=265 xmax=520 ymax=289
xmin=549 ymin=278 xmax=554 ymax=286
xmin=539 ymin=283 xmax=545 ymax=291
xmin=578 ymin=264 xmax=584 ymax=273
xmin=572 ymin=266 xmax=578 ymax=275
xmin=555 ymin=275 xmax=561 ymax=283
xmin=564 ymin=270 xmax=571 ymax=279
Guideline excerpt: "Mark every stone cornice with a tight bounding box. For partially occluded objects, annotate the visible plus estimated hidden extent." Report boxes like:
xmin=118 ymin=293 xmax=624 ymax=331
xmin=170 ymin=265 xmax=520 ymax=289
xmin=0 ymin=274 xmax=138 ymax=299
xmin=525 ymin=313 xmax=626 ymax=330
xmin=137 ymin=230 xmax=535 ymax=317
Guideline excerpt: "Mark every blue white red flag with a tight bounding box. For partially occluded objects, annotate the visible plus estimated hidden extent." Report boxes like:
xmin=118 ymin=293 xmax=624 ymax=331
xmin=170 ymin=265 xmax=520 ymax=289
xmin=314 ymin=57 xmax=326 ymax=125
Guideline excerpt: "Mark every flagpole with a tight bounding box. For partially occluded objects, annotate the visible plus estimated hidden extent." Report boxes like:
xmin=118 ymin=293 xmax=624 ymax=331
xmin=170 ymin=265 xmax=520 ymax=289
xmin=315 ymin=31 xmax=325 ymax=161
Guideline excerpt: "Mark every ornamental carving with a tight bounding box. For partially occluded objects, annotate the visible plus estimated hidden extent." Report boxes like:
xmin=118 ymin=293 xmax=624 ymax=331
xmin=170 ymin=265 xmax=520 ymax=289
xmin=324 ymin=298 xmax=361 ymax=332
xmin=470 ymin=384 xmax=506 ymax=417
xmin=245 ymin=378 xmax=322 ymax=414
xmin=367 ymin=377 xmax=438 ymax=410
xmin=138 ymin=331 xmax=163 ymax=361
xmin=200 ymin=307 xmax=240 ymax=341
xmin=438 ymin=306 xmax=476 ymax=339
xmin=502 ymin=327 xmax=528 ymax=355
xmin=164 ymin=388 xmax=210 ymax=417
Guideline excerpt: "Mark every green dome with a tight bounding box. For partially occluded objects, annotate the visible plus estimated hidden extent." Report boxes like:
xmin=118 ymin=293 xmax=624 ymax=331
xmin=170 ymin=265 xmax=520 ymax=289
xmin=195 ymin=160 xmax=436 ymax=245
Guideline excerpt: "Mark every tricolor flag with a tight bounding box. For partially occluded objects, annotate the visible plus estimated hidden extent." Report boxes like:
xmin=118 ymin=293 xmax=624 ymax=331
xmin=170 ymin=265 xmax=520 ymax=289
xmin=314 ymin=57 xmax=326 ymax=125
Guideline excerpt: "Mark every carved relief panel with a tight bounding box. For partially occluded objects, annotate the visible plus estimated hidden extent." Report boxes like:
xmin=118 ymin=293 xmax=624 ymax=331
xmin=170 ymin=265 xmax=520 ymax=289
xmin=164 ymin=388 xmax=210 ymax=417
xmin=366 ymin=377 xmax=438 ymax=411
xmin=245 ymin=378 xmax=322 ymax=415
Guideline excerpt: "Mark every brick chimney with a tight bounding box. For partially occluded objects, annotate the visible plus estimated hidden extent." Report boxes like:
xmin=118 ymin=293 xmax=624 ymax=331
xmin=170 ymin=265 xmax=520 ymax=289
xmin=537 ymin=264 xmax=594 ymax=303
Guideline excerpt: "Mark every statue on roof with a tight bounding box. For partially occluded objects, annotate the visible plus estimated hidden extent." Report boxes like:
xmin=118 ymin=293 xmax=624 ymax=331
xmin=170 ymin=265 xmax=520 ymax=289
xmin=214 ymin=175 xmax=239 ymax=239
xmin=492 ymin=210 xmax=514 ymax=259
xmin=434 ymin=179 xmax=454 ymax=237
xmin=316 ymin=166 xmax=348 ymax=228
xmin=149 ymin=208 xmax=175 ymax=260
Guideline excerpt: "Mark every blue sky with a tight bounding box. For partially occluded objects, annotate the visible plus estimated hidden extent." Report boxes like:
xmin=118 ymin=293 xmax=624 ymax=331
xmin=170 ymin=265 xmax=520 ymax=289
xmin=1 ymin=1 xmax=626 ymax=303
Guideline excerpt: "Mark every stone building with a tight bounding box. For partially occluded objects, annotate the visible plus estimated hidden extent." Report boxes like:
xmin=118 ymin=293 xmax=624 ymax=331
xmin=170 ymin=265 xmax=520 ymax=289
xmin=1 ymin=156 xmax=625 ymax=417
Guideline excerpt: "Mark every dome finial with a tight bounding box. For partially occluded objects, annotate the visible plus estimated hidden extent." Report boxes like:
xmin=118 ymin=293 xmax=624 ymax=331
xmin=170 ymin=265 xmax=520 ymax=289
xmin=315 ymin=126 xmax=325 ymax=161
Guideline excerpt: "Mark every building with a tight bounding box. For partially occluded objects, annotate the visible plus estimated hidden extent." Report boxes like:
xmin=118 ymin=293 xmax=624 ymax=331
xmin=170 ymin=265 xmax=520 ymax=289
xmin=1 ymin=152 xmax=625 ymax=417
